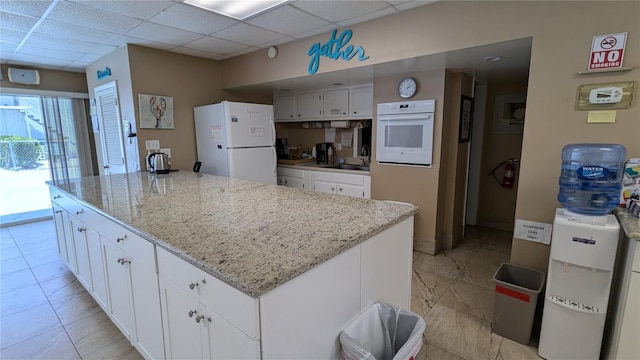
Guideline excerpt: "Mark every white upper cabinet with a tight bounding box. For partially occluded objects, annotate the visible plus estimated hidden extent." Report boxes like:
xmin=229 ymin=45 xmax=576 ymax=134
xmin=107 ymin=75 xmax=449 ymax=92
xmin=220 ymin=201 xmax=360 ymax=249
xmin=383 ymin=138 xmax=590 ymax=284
xmin=274 ymin=85 xmax=373 ymax=122
xmin=274 ymin=94 xmax=296 ymax=121
xmin=323 ymin=89 xmax=349 ymax=118
xmin=296 ymin=92 xmax=322 ymax=119
xmin=349 ymin=85 xmax=373 ymax=118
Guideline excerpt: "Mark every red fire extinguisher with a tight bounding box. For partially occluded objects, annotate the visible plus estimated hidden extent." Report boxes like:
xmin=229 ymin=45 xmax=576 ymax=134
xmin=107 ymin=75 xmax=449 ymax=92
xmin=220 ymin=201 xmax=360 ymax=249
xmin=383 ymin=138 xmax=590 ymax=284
xmin=489 ymin=159 xmax=518 ymax=188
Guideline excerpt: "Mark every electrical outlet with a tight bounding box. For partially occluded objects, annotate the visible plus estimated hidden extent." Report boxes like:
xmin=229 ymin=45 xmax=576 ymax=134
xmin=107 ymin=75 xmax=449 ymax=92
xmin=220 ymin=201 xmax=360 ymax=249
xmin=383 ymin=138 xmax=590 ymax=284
xmin=145 ymin=140 xmax=160 ymax=150
xmin=159 ymin=148 xmax=171 ymax=158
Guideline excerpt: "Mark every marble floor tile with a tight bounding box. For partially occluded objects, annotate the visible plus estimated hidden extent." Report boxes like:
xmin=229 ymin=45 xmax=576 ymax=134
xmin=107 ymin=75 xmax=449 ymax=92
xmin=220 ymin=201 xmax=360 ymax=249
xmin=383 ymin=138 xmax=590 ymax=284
xmin=482 ymin=232 xmax=513 ymax=255
xmin=7 ymin=222 xmax=56 ymax=240
xmin=437 ymin=281 xmax=494 ymax=321
xmin=413 ymin=251 xmax=464 ymax=280
xmin=16 ymin=239 xmax=58 ymax=257
xmin=416 ymin=344 xmax=465 ymax=360
xmin=23 ymin=249 xmax=61 ymax=268
xmin=0 ymin=302 xmax=62 ymax=349
xmin=424 ymin=304 xmax=502 ymax=360
xmin=39 ymin=272 xmax=85 ymax=301
xmin=0 ymin=326 xmax=81 ymax=360
xmin=1 ymin=283 xmax=49 ymax=318
xmin=0 ymin=267 xmax=37 ymax=294
xmin=0 ymin=256 xmax=29 ymax=275
xmin=457 ymin=262 xmax=500 ymax=290
xmin=0 ymin=228 xmax=13 ymax=243
xmin=469 ymin=248 xmax=510 ymax=270
xmin=82 ymin=336 xmax=143 ymax=360
xmin=50 ymin=290 xmax=101 ymax=325
xmin=64 ymin=311 xmax=128 ymax=357
xmin=411 ymin=269 xmax=454 ymax=318
xmin=29 ymin=257 xmax=71 ymax=283
xmin=441 ymin=242 xmax=483 ymax=268
xmin=497 ymin=337 xmax=543 ymax=360
xmin=1 ymin=246 xmax=22 ymax=261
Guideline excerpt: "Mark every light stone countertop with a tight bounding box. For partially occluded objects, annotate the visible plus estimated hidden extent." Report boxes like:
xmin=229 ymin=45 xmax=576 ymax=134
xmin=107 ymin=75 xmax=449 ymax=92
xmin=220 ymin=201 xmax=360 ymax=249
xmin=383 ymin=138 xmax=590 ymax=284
xmin=49 ymin=171 xmax=417 ymax=297
xmin=615 ymin=208 xmax=640 ymax=240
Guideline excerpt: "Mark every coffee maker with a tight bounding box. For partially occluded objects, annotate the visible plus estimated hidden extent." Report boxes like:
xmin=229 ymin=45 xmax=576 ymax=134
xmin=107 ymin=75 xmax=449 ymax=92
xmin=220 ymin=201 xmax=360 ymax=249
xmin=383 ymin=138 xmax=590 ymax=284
xmin=315 ymin=143 xmax=333 ymax=165
xmin=276 ymin=138 xmax=288 ymax=159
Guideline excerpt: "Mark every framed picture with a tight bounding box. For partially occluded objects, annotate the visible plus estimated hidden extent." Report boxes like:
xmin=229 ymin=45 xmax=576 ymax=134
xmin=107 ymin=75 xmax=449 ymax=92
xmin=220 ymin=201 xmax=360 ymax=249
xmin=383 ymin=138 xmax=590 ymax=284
xmin=459 ymin=95 xmax=474 ymax=143
xmin=138 ymin=94 xmax=174 ymax=129
xmin=493 ymin=94 xmax=526 ymax=134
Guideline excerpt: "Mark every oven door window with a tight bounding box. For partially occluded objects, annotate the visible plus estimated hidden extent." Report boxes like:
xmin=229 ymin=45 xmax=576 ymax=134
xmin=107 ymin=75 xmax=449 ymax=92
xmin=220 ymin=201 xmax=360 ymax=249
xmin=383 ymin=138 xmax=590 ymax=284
xmin=384 ymin=124 xmax=423 ymax=148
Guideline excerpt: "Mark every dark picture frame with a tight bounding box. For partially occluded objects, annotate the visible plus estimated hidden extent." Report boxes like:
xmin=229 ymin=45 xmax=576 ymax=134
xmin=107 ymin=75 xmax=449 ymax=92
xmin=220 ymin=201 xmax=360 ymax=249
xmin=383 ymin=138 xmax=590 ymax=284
xmin=459 ymin=95 xmax=474 ymax=143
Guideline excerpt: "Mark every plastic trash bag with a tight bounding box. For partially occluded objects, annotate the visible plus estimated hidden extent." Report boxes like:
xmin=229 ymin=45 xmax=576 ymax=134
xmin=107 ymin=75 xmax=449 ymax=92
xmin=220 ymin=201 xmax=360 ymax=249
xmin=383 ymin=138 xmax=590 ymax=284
xmin=340 ymin=303 xmax=426 ymax=360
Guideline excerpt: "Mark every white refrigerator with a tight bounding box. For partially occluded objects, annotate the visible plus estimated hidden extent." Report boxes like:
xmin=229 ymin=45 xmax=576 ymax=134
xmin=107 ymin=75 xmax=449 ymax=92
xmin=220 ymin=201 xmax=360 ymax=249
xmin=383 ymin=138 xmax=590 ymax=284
xmin=194 ymin=101 xmax=277 ymax=184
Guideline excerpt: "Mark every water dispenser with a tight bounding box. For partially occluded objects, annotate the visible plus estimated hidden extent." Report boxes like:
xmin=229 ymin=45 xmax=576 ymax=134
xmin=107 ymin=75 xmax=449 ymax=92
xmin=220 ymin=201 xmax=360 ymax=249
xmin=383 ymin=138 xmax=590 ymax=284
xmin=538 ymin=144 xmax=625 ymax=359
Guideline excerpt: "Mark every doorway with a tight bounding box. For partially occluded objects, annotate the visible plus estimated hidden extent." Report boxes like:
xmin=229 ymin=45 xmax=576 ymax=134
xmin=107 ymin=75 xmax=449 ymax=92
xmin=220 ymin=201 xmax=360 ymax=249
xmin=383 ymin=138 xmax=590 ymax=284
xmin=0 ymin=92 xmax=94 ymax=226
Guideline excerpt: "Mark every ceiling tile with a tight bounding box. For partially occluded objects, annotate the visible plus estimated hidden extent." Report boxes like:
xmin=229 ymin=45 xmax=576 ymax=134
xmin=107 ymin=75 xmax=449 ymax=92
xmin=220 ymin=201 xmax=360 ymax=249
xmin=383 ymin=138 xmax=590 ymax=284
xmin=46 ymin=1 xmax=142 ymax=34
xmin=246 ymin=5 xmax=330 ymax=36
xmin=184 ymin=36 xmax=248 ymax=54
xmin=9 ymin=53 xmax=75 ymax=67
xmin=337 ymin=7 xmax=397 ymax=27
xmin=17 ymin=44 xmax=85 ymax=61
xmin=103 ymin=35 xmax=175 ymax=50
xmin=34 ymin=20 xmax=119 ymax=43
xmin=211 ymin=23 xmax=285 ymax=46
xmin=0 ymin=11 xmax=39 ymax=32
xmin=226 ymin=46 xmax=260 ymax=57
xmin=293 ymin=24 xmax=337 ymax=40
xmin=168 ymin=46 xmax=220 ymax=59
xmin=67 ymin=0 xmax=174 ymax=20
xmin=292 ymin=1 xmax=390 ymax=22
xmin=261 ymin=36 xmax=297 ymax=48
xmin=393 ymin=0 xmax=435 ymax=11
xmin=0 ymin=0 xmax=55 ymax=17
xmin=23 ymin=33 xmax=115 ymax=54
xmin=64 ymin=62 xmax=91 ymax=72
xmin=148 ymin=3 xmax=238 ymax=35
xmin=125 ymin=22 xmax=203 ymax=46
xmin=76 ymin=53 xmax=103 ymax=64
xmin=0 ymin=28 xmax=28 ymax=43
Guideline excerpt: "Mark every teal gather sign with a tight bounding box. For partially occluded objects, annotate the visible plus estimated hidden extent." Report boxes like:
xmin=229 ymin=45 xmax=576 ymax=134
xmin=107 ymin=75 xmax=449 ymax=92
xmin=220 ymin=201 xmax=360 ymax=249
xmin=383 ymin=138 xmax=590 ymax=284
xmin=97 ymin=67 xmax=111 ymax=80
xmin=307 ymin=29 xmax=369 ymax=75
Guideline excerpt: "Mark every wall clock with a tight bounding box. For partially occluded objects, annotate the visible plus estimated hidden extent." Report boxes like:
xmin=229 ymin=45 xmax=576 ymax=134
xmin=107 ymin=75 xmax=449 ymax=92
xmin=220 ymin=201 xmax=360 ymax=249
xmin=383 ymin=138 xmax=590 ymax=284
xmin=398 ymin=77 xmax=417 ymax=99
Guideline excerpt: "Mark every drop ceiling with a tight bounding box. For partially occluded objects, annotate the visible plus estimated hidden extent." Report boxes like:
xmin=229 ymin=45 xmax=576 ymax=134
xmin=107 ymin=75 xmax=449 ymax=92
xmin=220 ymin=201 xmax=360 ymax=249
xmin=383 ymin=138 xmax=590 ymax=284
xmin=0 ymin=0 xmax=531 ymax=92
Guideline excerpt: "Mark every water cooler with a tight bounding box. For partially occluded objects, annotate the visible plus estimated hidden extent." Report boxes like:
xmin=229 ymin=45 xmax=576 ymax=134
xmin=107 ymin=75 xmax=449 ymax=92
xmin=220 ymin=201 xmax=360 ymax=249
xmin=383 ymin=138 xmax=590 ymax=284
xmin=539 ymin=144 xmax=625 ymax=359
xmin=538 ymin=209 xmax=619 ymax=359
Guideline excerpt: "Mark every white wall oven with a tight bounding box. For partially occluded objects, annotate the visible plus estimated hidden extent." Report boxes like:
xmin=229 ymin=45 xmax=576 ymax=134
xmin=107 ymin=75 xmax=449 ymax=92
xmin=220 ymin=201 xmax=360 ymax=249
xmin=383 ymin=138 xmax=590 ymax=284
xmin=376 ymin=100 xmax=435 ymax=166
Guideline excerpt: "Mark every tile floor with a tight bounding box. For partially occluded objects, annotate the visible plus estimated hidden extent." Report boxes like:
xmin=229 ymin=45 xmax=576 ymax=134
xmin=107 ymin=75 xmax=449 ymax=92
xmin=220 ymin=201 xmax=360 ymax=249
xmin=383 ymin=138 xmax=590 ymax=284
xmin=1 ymin=220 xmax=543 ymax=359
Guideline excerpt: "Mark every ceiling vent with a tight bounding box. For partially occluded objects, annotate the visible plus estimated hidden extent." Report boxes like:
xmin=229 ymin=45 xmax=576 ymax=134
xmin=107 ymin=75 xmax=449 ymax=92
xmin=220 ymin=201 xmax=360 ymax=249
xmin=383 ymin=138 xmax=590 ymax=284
xmin=8 ymin=68 xmax=40 ymax=85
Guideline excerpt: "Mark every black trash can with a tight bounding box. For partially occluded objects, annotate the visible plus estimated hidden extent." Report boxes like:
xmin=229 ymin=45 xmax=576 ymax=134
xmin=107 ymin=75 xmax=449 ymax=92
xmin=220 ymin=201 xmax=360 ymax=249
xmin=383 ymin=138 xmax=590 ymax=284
xmin=492 ymin=263 xmax=545 ymax=345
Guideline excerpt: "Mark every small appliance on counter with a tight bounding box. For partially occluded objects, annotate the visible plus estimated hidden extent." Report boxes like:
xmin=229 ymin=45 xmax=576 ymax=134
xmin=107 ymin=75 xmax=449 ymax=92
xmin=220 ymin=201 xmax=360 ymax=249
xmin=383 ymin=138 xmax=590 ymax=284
xmin=315 ymin=143 xmax=333 ymax=165
xmin=148 ymin=152 xmax=170 ymax=174
xmin=276 ymin=138 xmax=288 ymax=159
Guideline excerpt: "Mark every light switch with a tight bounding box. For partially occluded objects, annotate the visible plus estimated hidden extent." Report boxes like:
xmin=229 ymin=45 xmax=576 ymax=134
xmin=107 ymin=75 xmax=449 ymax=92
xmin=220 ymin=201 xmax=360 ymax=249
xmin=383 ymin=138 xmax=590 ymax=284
xmin=145 ymin=140 xmax=160 ymax=150
xmin=159 ymin=148 xmax=171 ymax=158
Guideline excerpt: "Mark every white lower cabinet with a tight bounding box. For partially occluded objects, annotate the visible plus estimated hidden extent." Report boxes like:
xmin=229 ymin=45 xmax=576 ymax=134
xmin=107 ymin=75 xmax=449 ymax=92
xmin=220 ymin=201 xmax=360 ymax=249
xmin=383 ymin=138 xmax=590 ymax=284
xmin=158 ymin=247 xmax=260 ymax=360
xmin=103 ymin=238 xmax=133 ymax=339
xmin=52 ymin=205 xmax=70 ymax=264
xmin=313 ymin=171 xmax=371 ymax=199
xmin=68 ymin=215 xmax=93 ymax=290
xmin=276 ymin=167 xmax=306 ymax=189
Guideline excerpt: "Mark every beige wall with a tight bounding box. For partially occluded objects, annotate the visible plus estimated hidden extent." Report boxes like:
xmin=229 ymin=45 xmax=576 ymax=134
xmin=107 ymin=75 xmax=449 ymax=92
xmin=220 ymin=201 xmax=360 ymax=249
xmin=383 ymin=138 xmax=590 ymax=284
xmin=476 ymin=81 xmax=528 ymax=231
xmin=86 ymin=45 xmax=272 ymax=172
xmin=0 ymin=65 xmax=88 ymax=94
xmin=220 ymin=1 xmax=640 ymax=271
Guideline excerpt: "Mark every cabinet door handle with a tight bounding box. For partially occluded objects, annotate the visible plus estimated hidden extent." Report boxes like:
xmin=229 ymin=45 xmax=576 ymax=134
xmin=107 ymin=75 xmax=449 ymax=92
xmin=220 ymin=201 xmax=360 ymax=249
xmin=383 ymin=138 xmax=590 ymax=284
xmin=189 ymin=282 xmax=198 ymax=290
xmin=188 ymin=309 xmax=197 ymax=318
xmin=331 ymin=187 xmax=335 ymax=191
xmin=116 ymin=236 xmax=125 ymax=243
xmin=195 ymin=314 xmax=206 ymax=323
xmin=53 ymin=195 xmax=61 ymax=199
xmin=338 ymin=188 xmax=343 ymax=192
xmin=55 ymin=210 xmax=62 ymax=214
xmin=117 ymin=258 xmax=130 ymax=265
xmin=76 ymin=209 xmax=84 ymax=215
xmin=77 ymin=227 xmax=86 ymax=232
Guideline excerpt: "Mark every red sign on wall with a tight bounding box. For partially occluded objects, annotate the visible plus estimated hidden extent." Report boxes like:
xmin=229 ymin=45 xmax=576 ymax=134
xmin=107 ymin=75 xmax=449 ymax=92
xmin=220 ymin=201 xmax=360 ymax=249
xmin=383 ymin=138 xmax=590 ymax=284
xmin=589 ymin=33 xmax=627 ymax=70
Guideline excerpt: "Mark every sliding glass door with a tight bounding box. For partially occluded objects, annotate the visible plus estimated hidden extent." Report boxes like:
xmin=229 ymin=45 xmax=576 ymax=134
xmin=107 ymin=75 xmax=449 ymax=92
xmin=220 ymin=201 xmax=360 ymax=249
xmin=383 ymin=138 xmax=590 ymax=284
xmin=0 ymin=93 xmax=93 ymax=225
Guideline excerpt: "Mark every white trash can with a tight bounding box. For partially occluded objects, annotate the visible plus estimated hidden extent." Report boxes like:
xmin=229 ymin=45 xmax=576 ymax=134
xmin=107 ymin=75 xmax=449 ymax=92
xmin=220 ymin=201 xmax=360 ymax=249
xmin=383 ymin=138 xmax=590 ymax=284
xmin=339 ymin=303 xmax=426 ymax=360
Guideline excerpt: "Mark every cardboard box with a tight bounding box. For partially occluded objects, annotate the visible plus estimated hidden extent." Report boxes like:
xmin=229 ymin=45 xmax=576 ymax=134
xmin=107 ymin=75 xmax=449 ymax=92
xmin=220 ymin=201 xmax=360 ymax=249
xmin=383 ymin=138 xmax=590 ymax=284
xmin=621 ymin=158 xmax=640 ymax=207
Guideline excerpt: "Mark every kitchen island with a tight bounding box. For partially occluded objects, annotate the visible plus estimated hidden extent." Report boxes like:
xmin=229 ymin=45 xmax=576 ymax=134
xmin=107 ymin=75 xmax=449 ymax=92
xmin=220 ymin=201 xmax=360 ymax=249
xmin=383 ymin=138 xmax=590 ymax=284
xmin=48 ymin=171 xmax=417 ymax=359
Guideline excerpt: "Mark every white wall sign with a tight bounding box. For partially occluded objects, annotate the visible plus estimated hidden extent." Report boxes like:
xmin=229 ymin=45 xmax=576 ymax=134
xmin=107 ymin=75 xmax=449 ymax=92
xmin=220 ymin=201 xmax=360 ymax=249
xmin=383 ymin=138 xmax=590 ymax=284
xmin=514 ymin=219 xmax=552 ymax=245
xmin=589 ymin=32 xmax=627 ymax=70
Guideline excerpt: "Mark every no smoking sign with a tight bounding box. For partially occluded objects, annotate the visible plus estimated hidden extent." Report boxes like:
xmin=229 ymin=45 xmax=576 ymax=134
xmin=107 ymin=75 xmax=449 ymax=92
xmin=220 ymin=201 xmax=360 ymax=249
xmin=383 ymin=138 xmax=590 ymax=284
xmin=589 ymin=32 xmax=627 ymax=70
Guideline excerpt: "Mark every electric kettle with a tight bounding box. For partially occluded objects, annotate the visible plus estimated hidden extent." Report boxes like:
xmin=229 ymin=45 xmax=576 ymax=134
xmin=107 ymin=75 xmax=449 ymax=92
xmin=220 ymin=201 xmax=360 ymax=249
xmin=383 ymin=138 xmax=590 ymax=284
xmin=148 ymin=152 xmax=170 ymax=174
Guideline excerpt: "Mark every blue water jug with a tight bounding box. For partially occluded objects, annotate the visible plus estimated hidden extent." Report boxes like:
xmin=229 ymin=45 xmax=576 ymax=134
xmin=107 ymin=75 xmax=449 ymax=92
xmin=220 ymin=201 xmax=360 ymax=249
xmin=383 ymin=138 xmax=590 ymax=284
xmin=558 ymin=144 xmax=626 ymax=215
